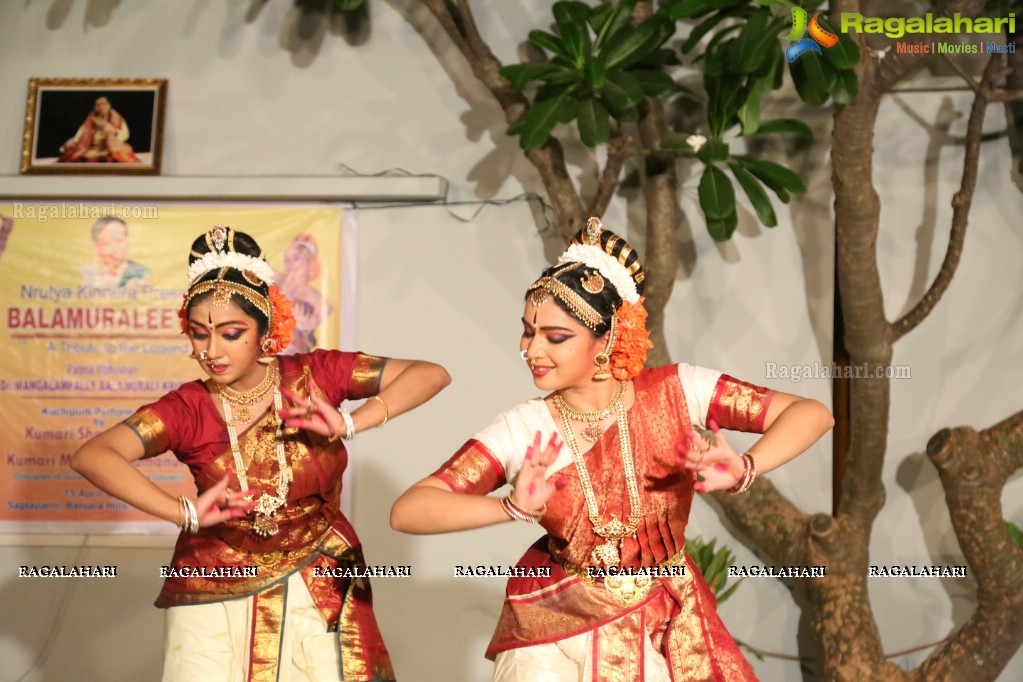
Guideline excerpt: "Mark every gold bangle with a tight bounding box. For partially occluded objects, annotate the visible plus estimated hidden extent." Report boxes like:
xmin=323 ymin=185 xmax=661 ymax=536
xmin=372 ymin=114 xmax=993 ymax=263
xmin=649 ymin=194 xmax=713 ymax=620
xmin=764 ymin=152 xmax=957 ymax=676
xmin=368 ymin=394 xmax=389 ymax=427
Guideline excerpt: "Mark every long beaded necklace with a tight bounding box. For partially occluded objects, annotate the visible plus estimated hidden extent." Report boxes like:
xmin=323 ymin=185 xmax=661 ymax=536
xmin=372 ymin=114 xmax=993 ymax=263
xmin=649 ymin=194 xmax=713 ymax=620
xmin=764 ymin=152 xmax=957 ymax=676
xmin=216 ymin=362 xmax=278 ymax=422
xmin=555 ymin=386 xmax=643 ymax=566
xmin=552 ymin=380 xmax=625 ymax=441
xmin=219 ymin=362 xmax=289 ymax=538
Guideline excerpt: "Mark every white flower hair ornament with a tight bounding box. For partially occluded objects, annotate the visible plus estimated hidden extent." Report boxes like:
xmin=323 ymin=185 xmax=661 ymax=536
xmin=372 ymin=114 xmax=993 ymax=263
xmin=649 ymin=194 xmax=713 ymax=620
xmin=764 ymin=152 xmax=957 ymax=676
xmin=187 ymin=251 xmax=276 ymax=287
xmin=558 ymin=244 xmax=639 ymax=304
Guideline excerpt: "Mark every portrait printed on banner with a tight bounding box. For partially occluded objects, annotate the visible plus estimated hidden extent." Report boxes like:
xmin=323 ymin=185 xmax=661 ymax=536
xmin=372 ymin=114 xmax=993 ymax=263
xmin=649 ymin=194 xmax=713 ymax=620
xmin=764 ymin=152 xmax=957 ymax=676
xmin=21 ymin=78 xmax=167 ymax=175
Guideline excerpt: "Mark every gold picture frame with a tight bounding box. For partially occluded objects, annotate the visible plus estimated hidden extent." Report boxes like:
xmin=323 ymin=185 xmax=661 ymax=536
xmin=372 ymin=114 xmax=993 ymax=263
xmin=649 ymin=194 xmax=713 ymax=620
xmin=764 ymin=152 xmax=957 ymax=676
xmin=20 ymin=77 xmax=167 ymax=175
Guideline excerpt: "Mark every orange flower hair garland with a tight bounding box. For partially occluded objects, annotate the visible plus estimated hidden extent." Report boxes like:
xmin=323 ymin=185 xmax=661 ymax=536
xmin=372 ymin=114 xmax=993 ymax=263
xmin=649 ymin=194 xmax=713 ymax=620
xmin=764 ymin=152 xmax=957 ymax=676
xmin=264 ymin=286 xmax=296 ymax=354
xmin=610 ymin=297 xmax=653 ymax=381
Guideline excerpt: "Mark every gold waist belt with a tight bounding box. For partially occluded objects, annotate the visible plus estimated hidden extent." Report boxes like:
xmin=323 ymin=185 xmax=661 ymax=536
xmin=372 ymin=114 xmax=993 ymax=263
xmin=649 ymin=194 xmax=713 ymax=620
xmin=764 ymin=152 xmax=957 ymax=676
xmin=554 ymin=544 xmax=689 ymax=606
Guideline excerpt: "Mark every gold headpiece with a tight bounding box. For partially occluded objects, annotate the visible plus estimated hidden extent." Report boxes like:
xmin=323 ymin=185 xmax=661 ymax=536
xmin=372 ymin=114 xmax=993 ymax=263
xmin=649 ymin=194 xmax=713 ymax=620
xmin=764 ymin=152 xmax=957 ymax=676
xmin=183 ymin=227 xmax=274 ymax=327
xmin=526 ymin=262 xmax=602 ymax=330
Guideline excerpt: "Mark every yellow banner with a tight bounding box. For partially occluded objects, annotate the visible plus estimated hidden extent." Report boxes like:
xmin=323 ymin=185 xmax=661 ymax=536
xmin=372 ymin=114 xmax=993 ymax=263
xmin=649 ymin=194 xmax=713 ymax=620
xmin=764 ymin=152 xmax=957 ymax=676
xmin=0 ymin=203 xmax=344 ymax=532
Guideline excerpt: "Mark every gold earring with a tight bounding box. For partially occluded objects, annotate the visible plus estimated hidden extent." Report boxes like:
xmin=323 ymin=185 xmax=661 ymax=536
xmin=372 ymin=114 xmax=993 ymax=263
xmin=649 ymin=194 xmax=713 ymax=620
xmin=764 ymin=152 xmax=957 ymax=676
xmin=592 ymin=353 xmax=611 ymax=381
xmin=257 ymin=338 xmax=275 ymax=364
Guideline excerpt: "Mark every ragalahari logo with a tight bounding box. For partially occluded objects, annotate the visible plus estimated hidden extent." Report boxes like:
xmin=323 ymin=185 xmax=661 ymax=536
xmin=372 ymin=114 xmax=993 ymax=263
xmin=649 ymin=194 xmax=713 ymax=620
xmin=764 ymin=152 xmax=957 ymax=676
xmin=785 ymin=8 xmax=839 ymax=63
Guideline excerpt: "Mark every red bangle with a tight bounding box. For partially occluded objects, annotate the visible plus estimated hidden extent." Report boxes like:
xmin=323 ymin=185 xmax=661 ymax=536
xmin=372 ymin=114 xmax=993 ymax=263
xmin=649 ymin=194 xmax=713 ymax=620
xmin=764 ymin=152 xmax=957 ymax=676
xmin=501 ymin=495 xmax=545 ymax=523
xmin=727 ymin=451 xmax=757 ymax=495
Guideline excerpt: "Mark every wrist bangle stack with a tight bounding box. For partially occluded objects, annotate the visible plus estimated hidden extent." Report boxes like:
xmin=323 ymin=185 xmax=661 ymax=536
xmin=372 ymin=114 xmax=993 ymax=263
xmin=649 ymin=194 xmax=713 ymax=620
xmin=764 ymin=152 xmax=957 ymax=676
xmin=500 ymin=495 xmax=546 ymax=523
xmin=368 ymin=395 xmax=389 ymax=427
xmin=338 ymin=407 xmax=356 ymax=441
xmin=178 ymin=495 xmax=199 ymax=533
xmin=727 ymin=451 xmax=757 ymax=495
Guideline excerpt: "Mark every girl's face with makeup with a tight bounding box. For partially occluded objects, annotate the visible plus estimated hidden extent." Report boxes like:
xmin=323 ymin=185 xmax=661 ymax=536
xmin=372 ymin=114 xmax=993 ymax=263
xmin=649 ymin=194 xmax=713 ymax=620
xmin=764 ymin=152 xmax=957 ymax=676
xmin=519 ymin=299 xmax=608 ymax=391
xmin=186 ymin=297 xmax=265 ymax=391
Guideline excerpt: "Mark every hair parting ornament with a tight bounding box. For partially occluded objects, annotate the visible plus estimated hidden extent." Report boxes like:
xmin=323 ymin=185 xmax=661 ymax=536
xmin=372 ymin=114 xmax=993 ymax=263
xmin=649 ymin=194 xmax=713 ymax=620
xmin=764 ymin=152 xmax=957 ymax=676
xmin=529 ymin=218 xmax=653 ymax=380
xmin=179 ymin=225 xmax=296 ymax=354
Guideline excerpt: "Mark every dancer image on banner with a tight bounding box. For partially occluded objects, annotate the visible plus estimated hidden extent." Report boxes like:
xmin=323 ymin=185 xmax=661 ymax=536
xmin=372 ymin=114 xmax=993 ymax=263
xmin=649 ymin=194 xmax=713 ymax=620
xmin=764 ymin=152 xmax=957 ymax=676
xmin=58 ymin=95 xmax=142 ymax=164
xmin=275 ymin=232 xmax=332 ymax=355
xmin=72 ymin=225 xmax=450 ymax=681
xmin=391 ymin=218 xmax=834 ymax=680
xmin=79 ymin=216 xmax=151 ymax=289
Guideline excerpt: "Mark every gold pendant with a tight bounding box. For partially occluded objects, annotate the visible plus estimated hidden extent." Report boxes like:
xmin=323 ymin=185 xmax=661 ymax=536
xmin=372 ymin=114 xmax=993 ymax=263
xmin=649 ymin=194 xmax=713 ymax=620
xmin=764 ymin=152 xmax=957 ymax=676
xmin=603 ymin=574 xmax=652 ymax=605
xmin=235 ymin=405 xmax=252 ymax=422
xmin=252 ymin=493 xmax=284 ymax=538
xmin=594 ymin=514 xmax=627 ymax=540
xmin=580 ymin=422 xmax=603 ymax=441
xmin=253 ymin=514 xmax=279 ymax=538
xmin=592 ymin=540 xmax=620 ymax=566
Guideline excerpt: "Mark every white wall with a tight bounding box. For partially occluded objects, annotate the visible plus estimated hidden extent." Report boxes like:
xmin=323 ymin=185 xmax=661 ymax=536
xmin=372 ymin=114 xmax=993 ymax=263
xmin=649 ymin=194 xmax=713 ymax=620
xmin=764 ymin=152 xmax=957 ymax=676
xmin=0 ymin=1 xmax=1020 ymax=680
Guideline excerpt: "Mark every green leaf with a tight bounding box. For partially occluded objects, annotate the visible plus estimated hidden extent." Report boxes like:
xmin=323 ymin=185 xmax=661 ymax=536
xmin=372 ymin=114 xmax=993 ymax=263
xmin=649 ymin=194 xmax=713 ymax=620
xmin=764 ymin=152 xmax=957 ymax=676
xmin=681 ymin=8 xmax=739 ymax=55
xmin=592 ymin=0 xmax=636 ymax=50
xmin=830 ymin=68 xmax=858 ymax=105
xmin=820 ymin=19 xmax=860 ymax=70
xmin=586 ymin=56 xmax=607 ymax=90
xmin=641 ymin=47 xmax=681 ymax=67
xmin=333 ymin=0 xmax=363 ymax=10
xmin=528 ymin=30 xmax=573 ymax=62
xmin=515 ymin=94 xmax=577 ymax=151
xmin=695 ymin=138 xmax=729 ymax=163
xmin=753 ymin=118 xmax=813 ymax=137
xmin=737 ymin=78 xmax=766 ymax=135
xmin=500 ymin=63 xmax=562 ymax=91
xmin=577 ymin=97 xmax=611 ymax=146
xmin=553 ymin=1 xmax=591 ymax=28
xmin=790 ymin=53 xmax=835 ymax=107
xmin=588 ymin=3 xmax=615 ymax=36
xmin=630 ymin=70 xmax=675 ymax=96
xmin=602 ymin=70 xmax=645 ymax=109
xmin=765 ymin=47 xmax=785 ymax=89
xmin=535 ymin=82 xmax=579 ymax=103
xmin=604 ymin=98 xmax=640 ymax=124
xmin=733 ymin=155 xmax=806 ymax=193
xmin=706 ymin=212 xmax=739 ymax=241
xmin=601 ymin=15 xmax=674 ymax=70
xmin=717 ymin=577 xmax=743 ymax=603
xmin=558 ymin=20 xmax=590 ymax=67
xmin=699 ymin=165 xmax=736 ymax=221
xmin=728 ymin=11 xmax=776 ymax=74
xmin=729 ymin=161 xmax=777 ymax=227
xmin=706 ymin=75 xmax=743 ymax=137
xmin=704 ymin=544 xmax=731 ymax=585
xmin=663 ymin=0 xmax=743 ymax=20
xmin=825 ymin=35 xmax=861 ymax=71
xmin=1008 ymin=521 xmax=1023 ymax=548
xmin=700 ymin=25 xmax=742 ymax=76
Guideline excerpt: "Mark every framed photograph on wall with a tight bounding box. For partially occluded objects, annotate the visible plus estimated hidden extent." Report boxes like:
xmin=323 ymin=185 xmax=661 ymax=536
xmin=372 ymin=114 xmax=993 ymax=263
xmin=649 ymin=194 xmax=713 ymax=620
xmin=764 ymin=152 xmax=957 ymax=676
xmin=20 ymin=77 xmax=167 ymax=175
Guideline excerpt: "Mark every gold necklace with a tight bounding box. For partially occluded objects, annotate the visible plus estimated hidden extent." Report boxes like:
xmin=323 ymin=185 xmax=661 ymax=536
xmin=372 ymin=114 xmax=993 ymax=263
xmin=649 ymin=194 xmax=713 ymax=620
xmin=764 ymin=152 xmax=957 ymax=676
xmin=216 ymin=362 xmax=278 ymax=422
xmin=221 ymin=386 xmax=290 ymax=538
xmin=552 ymin=381 xmax=625 ymax=441
xmin=556 ymin=395 xmax=643 ymax=566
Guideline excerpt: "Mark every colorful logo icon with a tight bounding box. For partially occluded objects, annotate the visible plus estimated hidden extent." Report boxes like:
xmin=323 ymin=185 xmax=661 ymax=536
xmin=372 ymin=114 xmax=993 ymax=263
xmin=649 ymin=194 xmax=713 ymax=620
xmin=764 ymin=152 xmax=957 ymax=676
xmin=785 ymin=8 xmax=839 ymax=62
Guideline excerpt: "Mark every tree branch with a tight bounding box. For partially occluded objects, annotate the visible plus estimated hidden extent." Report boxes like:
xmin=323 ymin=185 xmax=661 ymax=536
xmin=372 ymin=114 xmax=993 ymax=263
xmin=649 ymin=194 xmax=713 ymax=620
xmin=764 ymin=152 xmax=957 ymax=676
xmin=586 ymin=130 xmax=629 ymax=219
xmin=712 ymin=479 xmax=810 ymax=563
xmin=870 ymin=1 xmax=988 ymax=95
xmin=418 ymin=0 xmax=585 ymax=242
xmin=917 ymin=408 xmax=1023 ymax=681
xmin=891 ymin=55 xmax=999 ymax=341
xmin=635 ymin=97 xmax=678 ymax=367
